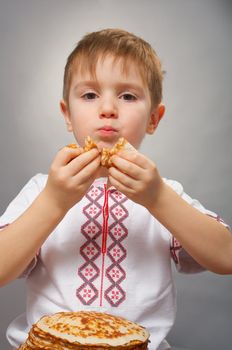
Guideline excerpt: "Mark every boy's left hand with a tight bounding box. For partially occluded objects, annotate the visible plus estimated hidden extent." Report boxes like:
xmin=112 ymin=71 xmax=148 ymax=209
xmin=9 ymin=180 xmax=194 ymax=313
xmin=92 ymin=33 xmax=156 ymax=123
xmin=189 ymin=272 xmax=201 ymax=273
xmin=108 ymin=150 xmax=164 ymax=210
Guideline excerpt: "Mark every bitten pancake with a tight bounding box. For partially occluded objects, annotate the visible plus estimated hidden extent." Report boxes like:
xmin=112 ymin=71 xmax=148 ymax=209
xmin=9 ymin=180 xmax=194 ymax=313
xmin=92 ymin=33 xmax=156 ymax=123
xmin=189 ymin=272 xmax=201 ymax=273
xmin=67 ymin=137 xmax=135 ymax=168
xmin=84 ymin=136 xmax=135 ymax=168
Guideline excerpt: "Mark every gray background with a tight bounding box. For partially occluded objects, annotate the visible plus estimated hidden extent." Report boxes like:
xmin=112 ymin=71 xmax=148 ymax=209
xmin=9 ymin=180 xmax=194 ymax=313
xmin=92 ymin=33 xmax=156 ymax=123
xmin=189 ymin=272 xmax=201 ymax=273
xmin=0 ymin=0 xmax=231 ymax=349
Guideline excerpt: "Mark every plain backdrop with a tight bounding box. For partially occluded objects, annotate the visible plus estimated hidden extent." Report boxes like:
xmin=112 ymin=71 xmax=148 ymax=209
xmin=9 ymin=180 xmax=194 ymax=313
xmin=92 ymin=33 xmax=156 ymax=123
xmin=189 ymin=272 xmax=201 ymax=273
xmin=0 ymin=1 xmax=231 ymax=349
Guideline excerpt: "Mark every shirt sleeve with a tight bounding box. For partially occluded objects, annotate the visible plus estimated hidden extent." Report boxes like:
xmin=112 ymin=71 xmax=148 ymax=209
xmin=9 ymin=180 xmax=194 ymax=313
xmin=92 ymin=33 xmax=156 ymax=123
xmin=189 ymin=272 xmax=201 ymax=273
xmin=0 ymin=174 xmax=46 ymax=278
xmin=163 ymin=178 xmax=230 ymax=274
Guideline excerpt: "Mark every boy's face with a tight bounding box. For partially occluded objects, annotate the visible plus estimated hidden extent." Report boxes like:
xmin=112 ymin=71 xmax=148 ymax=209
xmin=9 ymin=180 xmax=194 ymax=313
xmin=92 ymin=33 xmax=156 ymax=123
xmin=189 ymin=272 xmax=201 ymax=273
xmin=61 ymin=55 xmax=164 ymax=150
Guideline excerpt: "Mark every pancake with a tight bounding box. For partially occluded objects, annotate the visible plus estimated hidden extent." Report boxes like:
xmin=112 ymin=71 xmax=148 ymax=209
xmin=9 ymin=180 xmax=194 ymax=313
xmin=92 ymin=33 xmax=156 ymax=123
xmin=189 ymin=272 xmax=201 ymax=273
xmin=67 ymin=137 xmax=135 ymax=168
xmin=100 ymin=138 xmax=135 ymax=168
xmin=18 ymin=311 xmax=149 ymax=349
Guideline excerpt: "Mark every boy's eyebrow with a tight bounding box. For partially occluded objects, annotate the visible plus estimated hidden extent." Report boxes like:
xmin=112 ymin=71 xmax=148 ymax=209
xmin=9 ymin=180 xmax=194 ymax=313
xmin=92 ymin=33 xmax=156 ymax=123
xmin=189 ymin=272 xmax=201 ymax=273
xmin=115 ymin=82 xmax=145 ymax=95
xmin=73 ymin=81 xmax=99 ymax=91
xmin=73 ymin=81 xmax=145 ymax=94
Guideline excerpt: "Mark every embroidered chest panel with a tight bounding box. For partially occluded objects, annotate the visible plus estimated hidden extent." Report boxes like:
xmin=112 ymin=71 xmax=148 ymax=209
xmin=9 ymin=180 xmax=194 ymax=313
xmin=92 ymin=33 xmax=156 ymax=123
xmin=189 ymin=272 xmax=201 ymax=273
xmin=76 ymin=184 xmax=129 ymax=307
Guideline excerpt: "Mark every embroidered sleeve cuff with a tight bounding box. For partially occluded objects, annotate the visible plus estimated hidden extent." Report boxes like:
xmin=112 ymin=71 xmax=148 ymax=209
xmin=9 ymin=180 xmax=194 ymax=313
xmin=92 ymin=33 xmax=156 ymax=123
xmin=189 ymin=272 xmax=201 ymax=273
xmin=19 ymin=252 xmax=39 ymax=278
xmin=170 ymin=213 xmax=230 ymax=274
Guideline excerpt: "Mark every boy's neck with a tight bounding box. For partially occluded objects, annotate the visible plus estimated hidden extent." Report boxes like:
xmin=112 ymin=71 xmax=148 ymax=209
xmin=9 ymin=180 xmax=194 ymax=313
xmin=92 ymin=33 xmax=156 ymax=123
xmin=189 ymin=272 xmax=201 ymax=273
xmin=96 ymin=167 xmax=109 ymax=179
xmin=95 ymin=167 xmax=113 ymax=189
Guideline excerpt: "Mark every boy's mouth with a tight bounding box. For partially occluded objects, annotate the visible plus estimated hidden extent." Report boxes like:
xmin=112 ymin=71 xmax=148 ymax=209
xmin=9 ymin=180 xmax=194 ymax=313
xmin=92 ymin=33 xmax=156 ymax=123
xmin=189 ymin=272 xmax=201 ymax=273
xmin=97 ymin=125 xmax=118 ymax=136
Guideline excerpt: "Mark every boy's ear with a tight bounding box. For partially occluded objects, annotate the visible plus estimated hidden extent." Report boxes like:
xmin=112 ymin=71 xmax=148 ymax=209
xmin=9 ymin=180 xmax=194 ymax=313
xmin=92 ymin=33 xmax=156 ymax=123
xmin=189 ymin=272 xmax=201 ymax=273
xmin=146 ymin=104 xmax=165 ymax=134
xmin=60 ymin=100 xmax=73 ymax=132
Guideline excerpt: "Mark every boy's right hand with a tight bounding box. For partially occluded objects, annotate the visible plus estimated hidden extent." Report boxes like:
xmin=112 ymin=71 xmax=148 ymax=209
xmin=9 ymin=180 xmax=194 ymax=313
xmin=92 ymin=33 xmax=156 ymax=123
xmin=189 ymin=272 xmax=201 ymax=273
xmin=43 ymin=146 xmax=101 ymax=213
xmin=0 ymin=145 xmax=101 ymax=286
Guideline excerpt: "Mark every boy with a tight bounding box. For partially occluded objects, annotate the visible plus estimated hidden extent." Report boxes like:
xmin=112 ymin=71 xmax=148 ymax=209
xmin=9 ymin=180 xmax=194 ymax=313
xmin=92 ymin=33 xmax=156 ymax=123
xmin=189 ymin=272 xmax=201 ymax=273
xmin=0 ymin=28 xmax=231 ymax=350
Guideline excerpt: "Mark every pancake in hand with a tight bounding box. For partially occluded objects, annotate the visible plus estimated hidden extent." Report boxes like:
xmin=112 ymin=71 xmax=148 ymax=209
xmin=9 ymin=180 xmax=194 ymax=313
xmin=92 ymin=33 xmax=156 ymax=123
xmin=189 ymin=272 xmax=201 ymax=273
xmin=84 ymin=136 xmax=135 ymax=168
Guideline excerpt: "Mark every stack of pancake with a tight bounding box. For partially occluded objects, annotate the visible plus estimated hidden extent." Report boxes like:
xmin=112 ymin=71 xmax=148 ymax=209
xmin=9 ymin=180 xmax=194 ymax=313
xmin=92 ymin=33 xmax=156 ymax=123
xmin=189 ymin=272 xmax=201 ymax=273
xmin=18 ymin=311 xmax=150 ymax=349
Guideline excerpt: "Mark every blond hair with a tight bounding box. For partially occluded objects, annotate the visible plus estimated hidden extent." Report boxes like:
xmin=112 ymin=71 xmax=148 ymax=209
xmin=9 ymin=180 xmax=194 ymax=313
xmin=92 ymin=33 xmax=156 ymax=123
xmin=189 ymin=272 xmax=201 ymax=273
xmin=63 ymin=28 xmax=164 ymax=107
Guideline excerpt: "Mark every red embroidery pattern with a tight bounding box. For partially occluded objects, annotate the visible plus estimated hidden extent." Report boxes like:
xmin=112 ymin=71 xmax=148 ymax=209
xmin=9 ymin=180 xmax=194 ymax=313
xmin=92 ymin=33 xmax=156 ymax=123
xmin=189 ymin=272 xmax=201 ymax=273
xmin=105 ymin=190 xmax=128 ymax=306
xmin=170 ymin=214 xmax=229 ymax=265
xmin=170 ymin=236 xmax=182 ymax=264
xmin=207 ymin=213 xmax=228 ymax=226
xmin=77 ymin=186 xmax=128 ymax=307
xmin=0 ymin=224 xmax=9 ymax=229
xmin=76 ymin=186 xmax=103 ymax=305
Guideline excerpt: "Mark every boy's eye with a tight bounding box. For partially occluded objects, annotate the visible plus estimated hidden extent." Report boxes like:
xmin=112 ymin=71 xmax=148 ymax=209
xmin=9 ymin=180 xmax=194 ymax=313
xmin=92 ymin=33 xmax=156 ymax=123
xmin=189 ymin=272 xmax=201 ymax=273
xmin=82 ymin=92 xmax=97 ymax=100
xmin=121 ymin=93 xmax=137 ymax=101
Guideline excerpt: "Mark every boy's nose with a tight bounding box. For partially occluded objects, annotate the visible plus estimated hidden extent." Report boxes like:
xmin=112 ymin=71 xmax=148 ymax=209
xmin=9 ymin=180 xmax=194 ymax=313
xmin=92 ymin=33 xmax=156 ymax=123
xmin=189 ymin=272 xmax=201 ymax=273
xmin=99 ymin=97 xmax=118 ymax=118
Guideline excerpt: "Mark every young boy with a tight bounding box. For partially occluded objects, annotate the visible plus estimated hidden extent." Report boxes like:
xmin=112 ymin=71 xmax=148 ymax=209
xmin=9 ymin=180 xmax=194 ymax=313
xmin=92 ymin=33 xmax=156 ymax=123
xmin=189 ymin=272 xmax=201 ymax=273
xmin=0 ymin=28 xmax=231 ymax=350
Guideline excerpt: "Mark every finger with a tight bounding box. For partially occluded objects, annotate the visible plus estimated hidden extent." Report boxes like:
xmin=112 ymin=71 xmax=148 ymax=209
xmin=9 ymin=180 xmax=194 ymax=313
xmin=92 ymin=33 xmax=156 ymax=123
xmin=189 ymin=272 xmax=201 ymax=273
xmin=73 ymin=153 xmax=101 ymax=184
xmin=53 ymin=146 xmax=83 ymax=167
xmin=116 ymin=150 xmax=151 ymax=170
xmin=110 ymin=154 xmax=144 ymax=180
xmin=67 ymin=148 xmax=100 ymax=175
xmin=108 ymin=166 xmax=138 ymax=189
xmin=108 ymin=174 xmax=134 ymax=196
xmin=65 ymin=149 xmax=100 ymax=176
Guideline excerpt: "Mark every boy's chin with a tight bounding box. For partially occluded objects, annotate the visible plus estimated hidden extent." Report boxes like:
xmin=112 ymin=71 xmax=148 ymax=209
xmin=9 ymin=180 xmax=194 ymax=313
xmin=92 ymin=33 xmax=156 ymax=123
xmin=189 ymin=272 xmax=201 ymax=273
xmin=95 ymin=140 xmax=117 ymax=150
